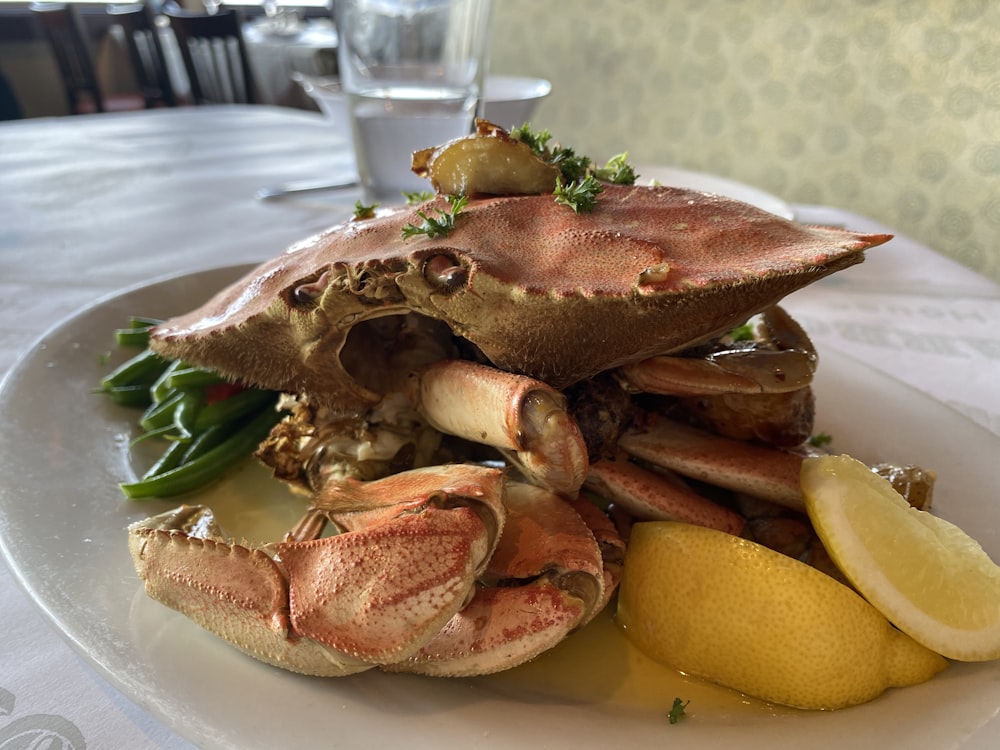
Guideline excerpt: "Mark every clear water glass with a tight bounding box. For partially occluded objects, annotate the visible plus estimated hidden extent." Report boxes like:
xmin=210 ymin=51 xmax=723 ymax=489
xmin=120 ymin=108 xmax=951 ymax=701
xmin=335 ymin=0 xmax=493 ymax=201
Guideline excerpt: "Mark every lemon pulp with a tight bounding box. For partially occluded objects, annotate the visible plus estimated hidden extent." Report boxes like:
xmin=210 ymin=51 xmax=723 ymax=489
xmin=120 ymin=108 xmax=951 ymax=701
xmin=803 ymin=454 xmax=1000 ymax=661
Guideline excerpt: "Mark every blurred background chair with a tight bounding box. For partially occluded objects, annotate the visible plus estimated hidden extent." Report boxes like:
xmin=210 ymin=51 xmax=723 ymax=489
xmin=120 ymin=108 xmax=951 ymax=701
xmin=106 ymin=2 xmax=177 ymax=108
xmin=0 ymin=68 xmax=23 ymax=120
xmin=30 ymin=2 xmax=107 ymax=113
xmin=164 ymin=5 xmax=256 ymax=105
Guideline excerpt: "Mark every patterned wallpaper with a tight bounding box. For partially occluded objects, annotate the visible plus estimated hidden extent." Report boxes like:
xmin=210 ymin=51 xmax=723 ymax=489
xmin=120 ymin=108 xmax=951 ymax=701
xmin=490 ymin=0 xmax=1000 ymax=284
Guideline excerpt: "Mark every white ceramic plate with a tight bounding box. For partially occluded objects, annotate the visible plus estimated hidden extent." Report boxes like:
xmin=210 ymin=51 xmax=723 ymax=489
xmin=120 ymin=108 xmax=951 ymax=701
xmin=637 ymin=165 xmax=795 ymax=220
xmin=1 ymin=266 xmax=999 ymax=750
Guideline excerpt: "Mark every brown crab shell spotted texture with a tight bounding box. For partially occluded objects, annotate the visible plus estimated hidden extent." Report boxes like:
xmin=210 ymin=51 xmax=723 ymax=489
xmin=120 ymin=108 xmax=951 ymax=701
xmin=151 ymin=185 xmax=890 ymax=405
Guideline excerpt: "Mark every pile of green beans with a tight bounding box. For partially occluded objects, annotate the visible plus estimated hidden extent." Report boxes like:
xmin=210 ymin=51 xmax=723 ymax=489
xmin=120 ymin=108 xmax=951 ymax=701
xmin=98 ymin=317 xmax=281 ymax=499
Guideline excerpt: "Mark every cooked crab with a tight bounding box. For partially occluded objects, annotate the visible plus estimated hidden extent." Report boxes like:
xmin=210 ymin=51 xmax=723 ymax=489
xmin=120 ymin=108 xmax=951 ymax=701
xmin=127 ymin=135 xmax=894 ymax=676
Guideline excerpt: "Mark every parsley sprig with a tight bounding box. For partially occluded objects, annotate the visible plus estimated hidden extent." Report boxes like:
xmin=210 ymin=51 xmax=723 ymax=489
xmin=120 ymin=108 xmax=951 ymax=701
xmin=728 ymin=322 xmax=757 ymax=342
xmin=401 ymin=194 xmax=469 ymax=239
xmin=352 ymin=200 xmax=378 ymax=220
xmin=403 ymin=190 xmax=435 ymax=204
xmin=808 ymin=432 xmax=833 ymax=448
xmin=667 ymin=697 xmax=690 ymax=724
xmin=510 ymin=124 xmax=637 ymax=213
xmin=554 ymin=174 xmax=603 ymax=213
xmin=594 ymin=152 xmax=637 ymax=185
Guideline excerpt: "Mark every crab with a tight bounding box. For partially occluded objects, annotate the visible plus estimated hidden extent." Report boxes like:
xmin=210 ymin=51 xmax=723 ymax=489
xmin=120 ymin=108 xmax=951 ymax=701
xmin=128 ymin=171 xmax=893 ymax=677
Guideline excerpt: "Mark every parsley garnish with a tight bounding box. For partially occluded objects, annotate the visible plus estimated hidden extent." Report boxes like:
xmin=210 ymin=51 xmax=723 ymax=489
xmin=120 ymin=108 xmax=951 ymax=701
xmin=554 ymin=174 xmax=603 ymax=213
xmin=549 ymin=146 xmax=591 ymax=182
xmin=352 ymin=200 xmax=378 ymax=220
xmin=511 ymin=124 xmax=591 ymax=183
xmin=729 ymin=322 xmax=756 ymax=342
xmin=595 ymin=152 xmax=637 ymax=185
xmin=401 ymin=194 xmax=469 ymax=239
xmin=667 ymin=697 xmax=690 ymax=724
xmin=808 ymin=432 xmax=833 ymax=448
xmin=511 ymin=124 xmax=636 ymax=212
xmin=402 ymin=190 xmax=435 ymax=204
xmin=510 ymin=123 xmax=552 ymax=155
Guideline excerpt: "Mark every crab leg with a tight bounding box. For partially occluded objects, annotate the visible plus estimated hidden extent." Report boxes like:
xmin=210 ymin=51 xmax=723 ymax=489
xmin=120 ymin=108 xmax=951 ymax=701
xmin=585 ymin=454 xmax=746 ymax=535
xmin=128 ymin=505 xmax=372 ymax=676
xmin=389 ymin=483 xmax=615 ymax=677
xmin=407 ymin=359 xmax=589 ymax=496
xmin=616 ymin=349 xmax=814 ymax=396
xmin=128 ymin=465 xmax=506 ymax=676
xmin=616 ymin=307 xmax=817 ymax=397
xmin=618 ymin=417 xmax=806 ymax=511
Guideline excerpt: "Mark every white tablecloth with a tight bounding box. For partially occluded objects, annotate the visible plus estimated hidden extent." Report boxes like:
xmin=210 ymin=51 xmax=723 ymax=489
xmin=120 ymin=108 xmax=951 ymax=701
xmin=0 ymin=105 xmax=998 ymax=749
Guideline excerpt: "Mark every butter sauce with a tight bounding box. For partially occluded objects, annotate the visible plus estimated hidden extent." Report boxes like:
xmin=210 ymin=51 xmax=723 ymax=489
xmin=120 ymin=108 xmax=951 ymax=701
xmin=482 ymin=606 xmax=787 ymax=720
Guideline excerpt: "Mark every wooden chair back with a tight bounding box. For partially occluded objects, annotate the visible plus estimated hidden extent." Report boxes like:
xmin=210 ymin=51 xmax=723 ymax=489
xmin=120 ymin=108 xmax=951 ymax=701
xmin=30 ymin=2 xmax=105 ymax=114
xmin=164 ymin=6 xmax=256 ymax=105
xmin=107 ymin=2 xmax=178 ymax=108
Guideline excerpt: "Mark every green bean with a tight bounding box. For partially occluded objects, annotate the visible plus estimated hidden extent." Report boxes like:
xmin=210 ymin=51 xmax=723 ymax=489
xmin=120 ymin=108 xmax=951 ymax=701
xmin=101 ymin=384 xmax=154 ymax=408
xmin=113 ymin=317 xmax=163 ymax=348
xmin=100 ymin=348 xmax=170 ymax=391
xmin=120 ymin=407 xmax=281 ymax=499
xmin=139 ymin=390 xmax=183 ymax=432
xmin=141 ymin=438 xmax=188 ymax=479
xmin=171 ymin=390 xmax=203 ymax=441
xmin=166 ymin=366 xmax=226 ymax=390
xmin=192 ymin=388 xmax=277 ymax=431
xmin=180 ymin=423 xmax=230 ymax=463
xmin=150 ymin=359 xmax=186 ymax=404
xmin=99 ymin=318 xmax=287 ymax=499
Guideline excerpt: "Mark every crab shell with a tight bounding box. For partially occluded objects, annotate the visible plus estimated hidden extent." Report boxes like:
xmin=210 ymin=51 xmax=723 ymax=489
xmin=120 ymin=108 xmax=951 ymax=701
xmin=149 ymin=185 xmax=891 ymax=407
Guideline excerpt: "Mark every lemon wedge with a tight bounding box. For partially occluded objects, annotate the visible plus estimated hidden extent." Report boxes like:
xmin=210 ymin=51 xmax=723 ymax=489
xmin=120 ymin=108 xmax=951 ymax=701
xmin=616 ymin=521 xmax=946 ymax=710
xmin=802 ymin=453 xmax=1000 ymax=661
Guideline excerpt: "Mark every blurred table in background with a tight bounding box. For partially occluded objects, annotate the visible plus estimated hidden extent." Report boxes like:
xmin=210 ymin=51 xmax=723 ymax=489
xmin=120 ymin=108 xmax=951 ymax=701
xmin=240 ymin=16 xmax=337 ymax=106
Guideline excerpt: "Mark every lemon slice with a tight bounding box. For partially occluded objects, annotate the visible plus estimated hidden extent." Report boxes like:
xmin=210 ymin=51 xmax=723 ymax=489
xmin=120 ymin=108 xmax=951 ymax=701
xmin=617 ymin=521 xmax=946 ymax=710
xmin=802 ymin=454 xmax=1000 ymax=661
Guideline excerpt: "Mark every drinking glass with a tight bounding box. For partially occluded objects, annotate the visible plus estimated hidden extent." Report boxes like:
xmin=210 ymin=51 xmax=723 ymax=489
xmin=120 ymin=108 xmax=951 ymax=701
xmin=335 ymin=0 xmax=493 ymax=201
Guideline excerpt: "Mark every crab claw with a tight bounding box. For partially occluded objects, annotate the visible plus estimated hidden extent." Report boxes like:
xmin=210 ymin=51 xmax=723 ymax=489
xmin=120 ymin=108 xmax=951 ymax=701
xmin=128 ymin=505 xmax=371 ymax=676
xmin=407 ymin=359 xmax=589 ymax=497
xmin=128 ymin=465 xmax=506 ymax=676
xmin=389 ymin=484 xmax=621 ymax=677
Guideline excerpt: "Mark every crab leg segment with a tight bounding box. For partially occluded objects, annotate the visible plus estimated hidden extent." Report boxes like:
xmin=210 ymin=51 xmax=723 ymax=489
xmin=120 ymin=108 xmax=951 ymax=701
xmin=274 ymin=506 xmax=491 ymax=665
xmin=272 ymin=464 xmax=507 ymax=665
xmin=618 ymin=417 xmax=806 ymax=511
xmin=585 ymin=455 xmax=746 ymax=536
xmin=616 ymin=348 xmax=815 ymax=396
xmin=128 ymin=505 xmax=371 ymax=676
xmin=616 ymin=307 xmax=817 ymax=397
xmin=390 ymin=484 xmax=615 ymax=677
xmin=128 ymin=465 xmax=507 ymax=675
xmin=407 ymin=359 xmax=588 ymax=496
